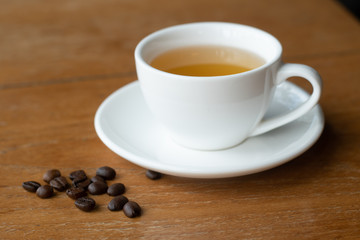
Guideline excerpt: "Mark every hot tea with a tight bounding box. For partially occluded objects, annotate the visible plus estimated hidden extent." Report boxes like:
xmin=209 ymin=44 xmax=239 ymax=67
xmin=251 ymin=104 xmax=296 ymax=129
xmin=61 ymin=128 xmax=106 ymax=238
xmin=150 ymin=45 xmax=265 ymax=76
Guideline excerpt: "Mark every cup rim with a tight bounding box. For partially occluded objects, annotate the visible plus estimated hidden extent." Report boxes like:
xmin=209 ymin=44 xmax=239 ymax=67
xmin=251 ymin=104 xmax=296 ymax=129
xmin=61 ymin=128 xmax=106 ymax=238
xmin=135 ymin=21 xmax=283 ymax=80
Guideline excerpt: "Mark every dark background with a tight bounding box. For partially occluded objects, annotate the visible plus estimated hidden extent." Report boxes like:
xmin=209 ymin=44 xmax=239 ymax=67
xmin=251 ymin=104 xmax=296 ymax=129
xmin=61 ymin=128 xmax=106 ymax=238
xmin=338 ymin=0 xmax=360 ymax=19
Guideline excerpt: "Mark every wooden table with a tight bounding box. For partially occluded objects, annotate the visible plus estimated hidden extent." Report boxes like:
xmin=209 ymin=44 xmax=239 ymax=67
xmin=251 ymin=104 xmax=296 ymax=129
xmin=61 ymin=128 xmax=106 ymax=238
xmin=1 ymin=0 xmax=359 ymax=239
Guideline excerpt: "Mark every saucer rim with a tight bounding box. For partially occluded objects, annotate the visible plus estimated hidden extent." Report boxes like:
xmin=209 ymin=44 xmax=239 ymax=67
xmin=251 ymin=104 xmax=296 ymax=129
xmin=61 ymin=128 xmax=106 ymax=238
xmin=94 ymin=81 xmax=324 ymax=178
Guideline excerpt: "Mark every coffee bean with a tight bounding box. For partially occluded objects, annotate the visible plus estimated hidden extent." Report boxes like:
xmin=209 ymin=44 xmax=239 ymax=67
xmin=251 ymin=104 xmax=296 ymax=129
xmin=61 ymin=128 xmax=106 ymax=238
xmin=107 ymin=183 xmax=126 ymax=196
xmin=123 ymin=201 xmax=141 ymax=218
xmin=50 ymin=176 xmax=69 ymax=191
xmin=88 ymin=181 xmax=108 ymax=195
xmin=96 ymin=166 xmax=116 ymax=180
xmin=69 ymin=170 xmax=87 ymax=181
xmin=146 ymin=170 xmax=162 ymax=180
xmin=22 ymin=181 xmax=41 ymax=192
xmin=108 ymin=196 xmax=129 ymax=211
xmin=23 ymin=166 xmax=146 ymax=217
xmin=75 ymin=197 xmax=96 ymax=212
xmin=73 ymin=178 xmax=91 ymax=189
xmin=66 ymin=187 xmax=87 ymax=199
xmin=36 ymin=185 xmax=54 ymax=198
xmin=43 ymin=169 xmax=61 ymax=183
xmin=91 ymin=175 xmax=106 ymax=183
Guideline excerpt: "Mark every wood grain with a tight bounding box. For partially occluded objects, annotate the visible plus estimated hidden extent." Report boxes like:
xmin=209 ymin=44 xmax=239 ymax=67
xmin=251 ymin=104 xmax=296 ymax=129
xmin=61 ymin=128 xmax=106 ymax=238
xmin=1 ymin=0 xmax=359 ymax=239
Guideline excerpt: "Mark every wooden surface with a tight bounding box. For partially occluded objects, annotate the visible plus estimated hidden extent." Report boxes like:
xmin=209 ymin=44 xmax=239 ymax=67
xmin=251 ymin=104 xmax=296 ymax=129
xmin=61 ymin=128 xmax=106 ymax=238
xmin=1 ymin=0 xmax=360 ymax=239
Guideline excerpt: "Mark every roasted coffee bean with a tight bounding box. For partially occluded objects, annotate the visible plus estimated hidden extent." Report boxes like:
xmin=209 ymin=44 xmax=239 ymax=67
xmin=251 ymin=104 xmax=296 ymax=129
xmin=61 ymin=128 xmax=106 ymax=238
xmin=88 ymin=181 xmax=108 ymax=195
xmin=108 ymin=195 xmax=129 ymax=211
xmin=75 ymin=197 xmax=96 ymax=212
xmin=69 ymin=170 xmax=87 ymax=181
xmin=107 ymin=183 xmax=125 ymax=196
xmin=22 ymin=181 xmax=41 ymax=192
xmin=66 ymin=187 xmax=87 ymax=199
xmin=123 ymin=201 xmax=141 ymax=218
xmin=50 ymin=176 xmax=69 ymax=191
xmin=43 ymin=169 xmax=61 ymax=183
xmin=91 ymin=175 xmax=106 ymax=183
xmin=96 ymin=166 xmax=116 ymax=180
xmin=146 ymin=170 xmax=162 ymax=180
xmin=36 ymin=185 xmax=54 ymax=198
xmin=73 ymin=178 xmax=91 ymax=189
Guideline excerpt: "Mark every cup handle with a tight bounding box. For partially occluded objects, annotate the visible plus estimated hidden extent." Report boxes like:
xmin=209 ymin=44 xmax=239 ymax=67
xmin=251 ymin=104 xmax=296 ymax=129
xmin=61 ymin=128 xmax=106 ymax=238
xmin=250 ymin=63 xmax=322 ymax=137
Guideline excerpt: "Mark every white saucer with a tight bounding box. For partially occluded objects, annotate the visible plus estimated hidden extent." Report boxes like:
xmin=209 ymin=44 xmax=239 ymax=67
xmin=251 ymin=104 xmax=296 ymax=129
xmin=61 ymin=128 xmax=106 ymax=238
xmin=94 ymin=81 xmax=324 ymax=178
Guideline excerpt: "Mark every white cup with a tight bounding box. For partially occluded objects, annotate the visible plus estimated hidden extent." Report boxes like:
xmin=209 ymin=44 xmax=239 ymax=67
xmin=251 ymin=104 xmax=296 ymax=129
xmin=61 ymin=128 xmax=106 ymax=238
xmin=135 ymin=22 xmax=322 ymax=150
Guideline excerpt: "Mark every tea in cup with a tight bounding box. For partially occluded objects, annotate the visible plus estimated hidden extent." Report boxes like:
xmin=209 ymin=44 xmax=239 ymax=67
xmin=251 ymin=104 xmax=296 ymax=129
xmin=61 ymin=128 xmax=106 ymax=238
xmin=150 ymin=45 xmax=265 ymax=76
xmin=135 ymin=22 xmax=322 ymax=150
